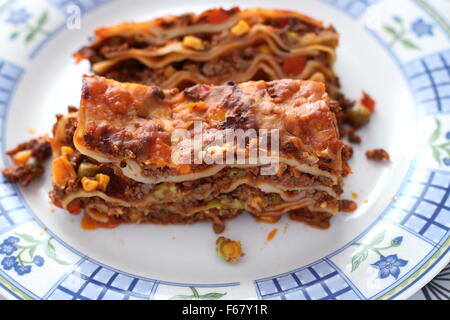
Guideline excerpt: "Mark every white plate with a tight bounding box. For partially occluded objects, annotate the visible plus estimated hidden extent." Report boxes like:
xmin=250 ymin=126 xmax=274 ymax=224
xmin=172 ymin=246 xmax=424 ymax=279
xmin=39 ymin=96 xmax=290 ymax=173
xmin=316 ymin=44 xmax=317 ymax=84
xmin=0 ymin=0 xmax=448 ymax=300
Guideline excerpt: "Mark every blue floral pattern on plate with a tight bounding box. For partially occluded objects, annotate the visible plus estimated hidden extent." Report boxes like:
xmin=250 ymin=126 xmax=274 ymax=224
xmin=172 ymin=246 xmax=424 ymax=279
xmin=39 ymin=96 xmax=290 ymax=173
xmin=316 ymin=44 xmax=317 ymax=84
xmin=372 ymin=254 xmax=409 ymax=279
xmin=0 ymin=234 xmax=68 ymax=276
xmin=5 ymin=7 xmax=50 ymax=43
xmin=4 ymin=8 xmax=31 ymax=25
xmin=350 ymin=231 xmax=409 ymax=279
xmin=411 ymin=18 xmax=433 ymax=37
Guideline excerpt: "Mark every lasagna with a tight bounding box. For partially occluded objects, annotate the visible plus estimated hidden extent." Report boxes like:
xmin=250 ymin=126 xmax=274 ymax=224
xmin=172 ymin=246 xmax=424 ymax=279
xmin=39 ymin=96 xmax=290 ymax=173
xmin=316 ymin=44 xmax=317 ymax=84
xmin=49 ymin=75 xmax=351 ymax=232
xmin=74 ymin=8 xmax=349 ymax=108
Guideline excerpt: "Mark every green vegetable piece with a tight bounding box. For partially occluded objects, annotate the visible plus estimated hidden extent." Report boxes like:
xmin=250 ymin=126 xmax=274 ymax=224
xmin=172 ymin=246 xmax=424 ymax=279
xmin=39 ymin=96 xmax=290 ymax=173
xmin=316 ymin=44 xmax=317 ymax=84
xmin=228 ymin=168 xmax=246 ymax=178
xmin=270 ymin=194 xmax=281 ymax=204
xmin=153 ymin=183 xmax=177 ymax=200
xmin=231 ymin=199 xmax=244 ymax=209
xmin=77 ymin=162 xmax=100 ymax=178
xmin=347 ymin=104 xmax=372 ymax=128
xmin=206 ymin=199 xmax=221 ymax=209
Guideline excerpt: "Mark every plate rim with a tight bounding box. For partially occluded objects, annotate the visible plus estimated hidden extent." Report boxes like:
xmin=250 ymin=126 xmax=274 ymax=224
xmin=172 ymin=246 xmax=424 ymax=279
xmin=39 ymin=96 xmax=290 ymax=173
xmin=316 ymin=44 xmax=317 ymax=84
xmin=0 ymin=0 xmax=448 ymax=300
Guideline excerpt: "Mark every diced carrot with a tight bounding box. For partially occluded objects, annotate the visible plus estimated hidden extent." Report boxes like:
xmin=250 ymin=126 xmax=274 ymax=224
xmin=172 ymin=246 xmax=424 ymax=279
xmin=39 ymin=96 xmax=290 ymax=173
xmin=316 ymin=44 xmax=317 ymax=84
xmin=277 ymin=17 xmax=289 ymax=28
xmin=283 ymin=56 xmax=307 ymax=76
xmin=66 ymin=199 xmax=81 ymax=215
xmin=267 ymin=228 xmax=278 ymax=241
xmin=207 ymin=107 xmax=226 ymax=122
xmin=187 ymin=102 xmax=208 ymax=112
xmin=13 ymin=150 xmax=32 ymax=165
xmin=177 ymin=164 xmax=192 ymax=175
xmin=149 ymin=139 xmax=172 ymax=164
xmin=206 ymin=9 xmax=230 ymax=24
xmin=81 ymin=214 xmax=119 ymax=230
xmin=52 ymin=156 xmax=77 ymax=188
xmin=255 ymin=215 xmax=281 ymax=223
xmin=360 ymin=91 xmax=376 ymax=112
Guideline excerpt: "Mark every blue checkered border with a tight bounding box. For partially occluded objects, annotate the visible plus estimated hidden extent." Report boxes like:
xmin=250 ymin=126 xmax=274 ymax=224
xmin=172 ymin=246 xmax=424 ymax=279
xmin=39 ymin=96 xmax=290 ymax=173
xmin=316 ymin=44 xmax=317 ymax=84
xmin=320 ymin=0 xmax=379 ymax=19
xmin=43 ymin=257 xmax=239 ymax=300
xmin=384 ymin=168 xmax=450 ymax=246
xmin=45 ymin=258 xmax=158 ymax=300
xmin=404 ymin=49 xmax=450 ymax=115
xmin=255 ymin=259 xmax=363 ymax=300
xmin=0 ymin=61 xmax=23 ymax=121
xmin=0 ymin=61 xmax=31 ymax=235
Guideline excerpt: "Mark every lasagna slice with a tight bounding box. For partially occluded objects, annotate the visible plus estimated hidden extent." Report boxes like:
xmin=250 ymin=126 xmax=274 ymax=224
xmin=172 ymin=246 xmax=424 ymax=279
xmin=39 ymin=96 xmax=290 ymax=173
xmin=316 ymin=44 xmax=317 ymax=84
xmin=49 ymin=75 xmax=350 ymax=231
xmin=75 ymin=8 xmax=346 ymax=106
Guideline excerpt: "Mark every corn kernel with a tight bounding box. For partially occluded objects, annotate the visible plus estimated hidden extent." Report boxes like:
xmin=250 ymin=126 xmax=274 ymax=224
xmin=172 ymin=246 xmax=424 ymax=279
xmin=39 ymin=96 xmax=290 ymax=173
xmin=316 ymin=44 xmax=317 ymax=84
xmin=286 ymin=31 xmax=299 ymax=43
xmin=95 ymin=173 xmax=110 ymax=191
xmin=164 ymin=65 xmax=176 ymax=77
xmin=81 ymin=177 xmax=99 ymax=192
xmin=216 ymin=236 xmax=244 ymax=264
xmin=231 ymin=20 xmax=250 ymax=36
xmin=61 ymin=146 xmax=74 ymax=157
xmin=182 ymin=36 xmax=204 ymax=50
xmin=129 ymin=211 xmax=142 ymax=222
xmin=258 ymin=44 xmax=271 ymax=54
xmin=250 ymin=195 xmax=265 ymax=210
xmin=309 ymin=72 xmax=325 ymax=83
xmin=299 ymin=32 xmax=317 ymax=45
xmin=13 ymin=150 xmax=32 ymax=165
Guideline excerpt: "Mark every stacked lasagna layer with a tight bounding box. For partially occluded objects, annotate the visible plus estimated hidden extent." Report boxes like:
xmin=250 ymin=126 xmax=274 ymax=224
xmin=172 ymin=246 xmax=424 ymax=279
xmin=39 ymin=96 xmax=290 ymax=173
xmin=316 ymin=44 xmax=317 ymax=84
xmin=49 ymin=75 xmax=350 ymax=231
xmin=75 ymin=8 xmax=343 ymax=102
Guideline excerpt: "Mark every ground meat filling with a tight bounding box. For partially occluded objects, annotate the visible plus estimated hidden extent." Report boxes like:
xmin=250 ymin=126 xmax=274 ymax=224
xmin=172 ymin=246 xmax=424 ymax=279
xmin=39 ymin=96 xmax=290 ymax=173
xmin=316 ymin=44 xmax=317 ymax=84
xmin=2 ymin=136 xmax=51 ymax=186
xmin=81 ymin=15 xmax=326 ymax=64
xmin=52 ymin=155 xmax=340 ymax=205
xmin=101 ymin=46 xmax=331 ymax=89
xmin=52 ymin=107 xmax=78 ymax=147
xmin=83 ymin=195 xmax=244 ymax=234
xmin=289 ymin=207 xmax=333 ymax=229
xmin=366 ymin=148 xmax=390 ymax=162
xmin=80 ymin=183 xmax=334 ymax=233
xmin=339 ymin=199 xmax=357 ymax=212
